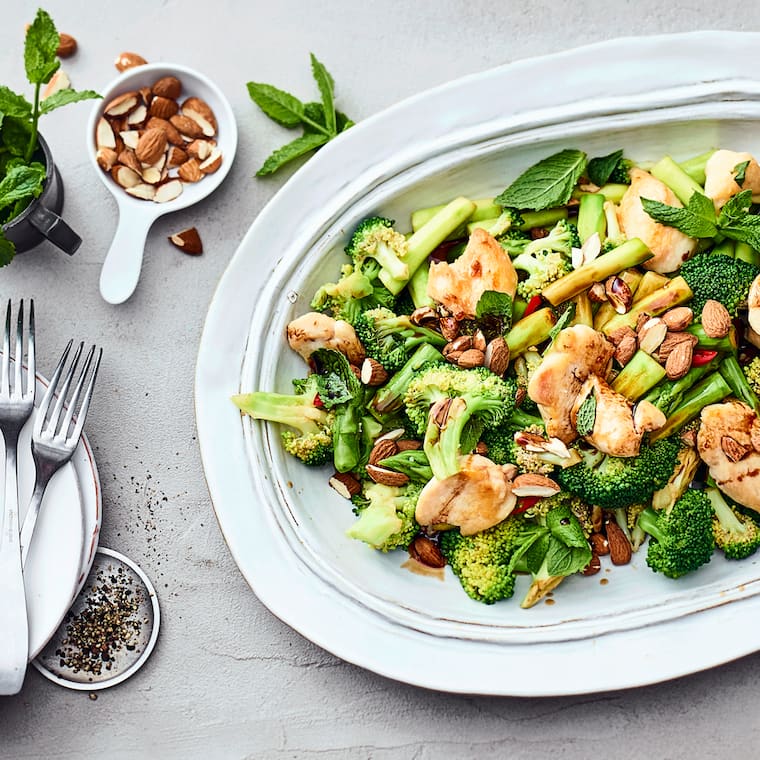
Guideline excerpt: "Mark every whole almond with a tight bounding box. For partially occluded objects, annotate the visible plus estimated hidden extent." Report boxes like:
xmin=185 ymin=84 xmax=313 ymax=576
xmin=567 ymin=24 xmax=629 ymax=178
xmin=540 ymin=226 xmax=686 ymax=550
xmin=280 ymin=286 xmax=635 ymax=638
xmin=365 ymin=464 xmax=409 ymax=486
xmin=457 ymin=348 xmax=485 ymax=368
xmin=56 ymin=33 xmax=77 ymax=58
xmin=115 ymin=52 xmax=147 ymax=72
xmin=614 ymin=334 xmax=637 ymax=366
xmin=368 ymin=438 xmax=399 ymax=466
xmin=446 ymin=335 xmax=473 ymax=354
xmin=658 ymin=331 xmax=698 ymax=361
xmin=665 ymin=339 xmax=693 ymax=380
xmin=397 ymin=439 xmax=422 ymax=451
xmin=661 ymin=306 xmax=693 ymax=332
xmin=445 ymin=350 xmax=463 ymax=365
xmin=409 ymin=536 xmax=446 ymax=569
xmin=135 ymin=128 xmax=167 ymax=164
xmin=152 ymin=76 xmax=182 ymax=100
xmin=178 ymin=158 xmax=203 ymax=183
xmin=582 ymin=552 xmax=602 ymax=576
xmin=587 ymin=282 xmax=607 ymax=303
xmin=721 ymin=435 xmax=750 ymax=463
xmin=605 ymin=276 xmax=633 ymax=314
xmin=484 ymin=337 xmax=510 ymax=376
xmin=608 ymin=325 xmax=637 ymax=347
xmin=170 ymin=114 xmax=205 ymax=139
xmin=145 ymin=117 xmax=183 ymax=146
xmin=590 ymin=533 xmax=609 ymax=556
xmin=605 ymin=520 xmax=632 ymax=565
xmin=439 ymin=317 xmax=459 ymax=342
xmin=701 ymin=299 xmax=732 ymax=338
xmin=328 ymin=471 xmax=361 ymax=499
xmin=150 ymin=96 xmax=179 ymax=120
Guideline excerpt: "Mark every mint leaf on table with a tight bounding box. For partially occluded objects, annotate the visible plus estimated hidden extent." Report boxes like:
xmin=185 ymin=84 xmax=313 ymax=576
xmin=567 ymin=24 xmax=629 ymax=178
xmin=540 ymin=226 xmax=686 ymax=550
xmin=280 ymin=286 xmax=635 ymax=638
xmin=257 ymin=132 xmax=329 ymax=176
xmin=310 ymin=53 xmax=336 ymax=135
xmin=733 ymin=160 xmax=750 ymax=187
xmin=24 ymin=9 xmax=60 ymax=85
xmin=246 ymin=82 xmax=305 ymax=127
xmin=587 ymin=149 xmax=624 ymax=187
xmin=0 ymin=164 xmax=45 ymax=212
xmin=640 ymin=192 xmax=719 ymax=239
xmin=495 ymin=149 xmax=587 ymax=211
xmin=303 ymin=102 xmax=353 ymax=133
xmin=40 ymin=88 xmax=101 ymax=114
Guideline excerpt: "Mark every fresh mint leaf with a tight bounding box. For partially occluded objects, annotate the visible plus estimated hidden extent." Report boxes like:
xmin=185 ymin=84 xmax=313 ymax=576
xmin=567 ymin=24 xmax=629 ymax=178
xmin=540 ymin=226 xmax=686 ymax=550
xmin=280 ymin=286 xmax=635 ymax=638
xmin=641 ymin=193 xmax=718 ymax=239
xmin=310 ymin=348 xmax=361 ymax=396
xmin=0 ymin=231 xmax=15 ymax=267
xmin=546 ymin=505 xmax=588 ymax=548
xmin=545 ymin=540 xmax=591 ymax=577
xmin=2 ymin=116 xmax=33 ymax=157
xmin=256 ymin=132 xmax=329 ymax=176
xmin=587 ymin=149 xmax=623 ymax=187
xmin=545 ymin=302 xmax=575 ymax=352
xmin=246 ymin=82 xmax=306 ymax=128
xmin=574 ymin=389 xmax=596 ymax=437
xmin=0 ymin=86 xmax=33 ymax=119
xmin=720 ymin=216 xmax=760 ymax=251
xmin=525 ymin=532 xmax=551 ymax=575
xmin=24 ymin=9 xmax=60 ymax=85
xmin=733 ymin=160 xmax=750 ymax=187
xmin=0 ymin=164 xmax=45 ymax=212
xmin=495 ymin=149 xmax=587 ymax=211
xmin=475 ymin=290 xmax=513 ymax=321
xmin=40 ymin=88 xmax=101 ymax=115
xmin=718 ymin=189 xmax=753 ymax=225
xmin=310 ymin=53 xmax=336 ymax=136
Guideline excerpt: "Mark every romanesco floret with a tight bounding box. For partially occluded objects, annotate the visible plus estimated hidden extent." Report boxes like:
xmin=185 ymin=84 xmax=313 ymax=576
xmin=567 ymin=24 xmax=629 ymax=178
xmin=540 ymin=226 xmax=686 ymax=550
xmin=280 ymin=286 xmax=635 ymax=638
xmin=680 ymin=252 xmax=760 ymax=317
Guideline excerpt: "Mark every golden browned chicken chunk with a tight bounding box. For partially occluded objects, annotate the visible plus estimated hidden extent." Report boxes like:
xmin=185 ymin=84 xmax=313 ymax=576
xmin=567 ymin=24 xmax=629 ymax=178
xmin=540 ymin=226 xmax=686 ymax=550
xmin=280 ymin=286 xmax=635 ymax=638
xmin=527 ymin=325 xmax=614 ymax=443
xmin=697 ymin=400 xmax=760 ymax=512
xmin=703 ymin=149 xmax=760 ymax=209
xmin=426 ymin=228 xmax=517 ymax=319
xmin=571 ymin=375 xmax=666 ymax=457
xmin=415 ymin=454 xmax=517 ymax=535
xmin=617 ymin=168 xmax=698 ymax=273
xmin=286 ymin=312 xmax=365 ymax=365
xmin=748 ymin=273 xmax=760 ymax=336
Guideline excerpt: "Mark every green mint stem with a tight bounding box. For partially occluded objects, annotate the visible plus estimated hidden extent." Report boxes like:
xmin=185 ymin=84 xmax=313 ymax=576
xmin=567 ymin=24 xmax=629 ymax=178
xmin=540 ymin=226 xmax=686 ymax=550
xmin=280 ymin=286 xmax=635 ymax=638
xmin=25 ymin=82 xmax=41 ymax=164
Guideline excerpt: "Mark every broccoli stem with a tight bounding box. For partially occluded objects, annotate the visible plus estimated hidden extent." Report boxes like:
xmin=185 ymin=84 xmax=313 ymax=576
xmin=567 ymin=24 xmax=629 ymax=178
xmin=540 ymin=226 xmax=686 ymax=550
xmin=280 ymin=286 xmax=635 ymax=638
xmin=372 ymin=343 xmax=444 ymax=413
xmin=719 ymin=354 xmax=760 ymax=414
xmin=333 ymin=403 xmax=361 ymax=473
xmin=407 ymin=262 xmax=434 ymax=308
xmin=601 ymin=276 xmax=693 ymax=334
xmin=650 ymin=156 xmax=704 ymax=205
xmin=650 ymin=371 xmax=732 ymax=441
xmin=541 ymin=238 xmax=652 ymax=306
xmin=231 ymin=392 xmax=327 ymax=433
xmin=572 ymin=292 xmax=594 ymax=328
xmin=612 ymin=350 xmax=667 ymax=400
xmin=643 ymin=358 xmax=720 ymax=415
xmin=679 ymin=150 xmax=715 ymax=185
xmin=506 ymin=307 xmax=557 ymax=356
xmin=706 ymin=486 xmax=747 ymax=536
xmin=603 ymin=200 xmax=622 ymax=241
xmin=687 ymin=324 xmax=737 ymax=352
xmin=382 ymin=197 xmax=476 ymax=294
xmin=508 ymin=408 xmax=544 ymax=430
xmin=577 ymin=193 xmax=606 ymax=243
xmin=411 ymin=198 xmax=498 ymax=231
xmin=572 ymin=184 xmax=628 ymax=203
xmin=468 ymin=207 xmax=569 ymax=236
xmin=424 ymin=399 xmax=473 ymax=480
xmin=711 ymin=238 xmax=735 ymax=257
xmin=735 ymin=242 xmax=760 ymax=267
xmin=637 ymin=507 xmax=665 ymax=541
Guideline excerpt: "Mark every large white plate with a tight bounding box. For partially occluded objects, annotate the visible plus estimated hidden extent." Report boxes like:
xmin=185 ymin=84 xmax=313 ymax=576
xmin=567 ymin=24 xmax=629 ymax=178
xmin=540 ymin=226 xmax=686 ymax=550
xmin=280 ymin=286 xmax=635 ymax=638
xmin=196 ymin=32 xmax=760 ymax=695
xmin=0 ymin=366 xmax=102 ymax=660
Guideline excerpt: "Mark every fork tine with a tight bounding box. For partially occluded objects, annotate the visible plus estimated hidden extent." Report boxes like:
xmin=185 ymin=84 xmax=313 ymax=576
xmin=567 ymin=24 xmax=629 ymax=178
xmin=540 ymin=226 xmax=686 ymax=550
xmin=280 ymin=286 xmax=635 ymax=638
xmin=26 ymin=300 xmax=35 ymax=398
xmin=58 ymin=345 xmax=95 ymax=438
xmin=34 ymin=339 xmax=73 ymax=438
xmin=2 ymin=301 xmax=10 ymax=394
xmin=14 ymin=300 xmax=23 ymax=397
xmin=70 ymin=348 xmax=101 ymax=443
xmin=48 ymin=342 xmax=83 ymax=437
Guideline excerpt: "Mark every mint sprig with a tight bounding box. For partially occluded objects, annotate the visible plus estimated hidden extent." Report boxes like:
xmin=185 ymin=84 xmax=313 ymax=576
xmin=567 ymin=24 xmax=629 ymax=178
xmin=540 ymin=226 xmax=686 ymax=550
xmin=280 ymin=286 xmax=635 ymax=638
xmin=247 ymin=53 xmax=354 ymax=176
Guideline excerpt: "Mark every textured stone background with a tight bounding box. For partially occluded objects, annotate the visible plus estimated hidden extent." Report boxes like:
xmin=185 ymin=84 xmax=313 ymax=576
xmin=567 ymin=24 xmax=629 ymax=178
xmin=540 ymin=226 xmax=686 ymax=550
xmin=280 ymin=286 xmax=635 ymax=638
xmin=1 ymin=1 xmax=759 ymax=757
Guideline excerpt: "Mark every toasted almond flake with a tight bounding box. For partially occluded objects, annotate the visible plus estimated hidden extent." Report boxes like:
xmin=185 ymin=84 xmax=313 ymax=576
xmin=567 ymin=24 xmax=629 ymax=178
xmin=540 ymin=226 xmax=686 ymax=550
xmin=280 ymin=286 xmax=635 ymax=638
xmin=125 ymin=182 xmax=155 ymax=200
xmin=328 ymin=472 xmax=361 ymax=499
xmin=511 ymin=473 xmax=561 ymax=497
xmin=638 ymin=317 xmax=668 ymax=354
xmin=721 ymin=435 xmax=750 ymax=462
xmin=111 ymin=165 xmax=141 ymax=188
xmin=95 ymin=118 xmax=116 ymax=150
xmin=153 ymin=179 xmax=183 ymax=203
xmin=120 ymin=130 xmax=140 ymax=150
xmin=365 ymin=464 xmax=409 ymax=486
xmin=127 ymin=104 xmax=147 ymax=125
xmin=105 ymin=91 xmax=139 ymax=117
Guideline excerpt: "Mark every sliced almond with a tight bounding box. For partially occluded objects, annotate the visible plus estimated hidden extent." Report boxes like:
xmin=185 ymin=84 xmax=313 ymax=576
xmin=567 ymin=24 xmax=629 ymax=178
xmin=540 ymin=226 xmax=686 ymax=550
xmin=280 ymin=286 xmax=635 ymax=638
xmin=614 ymin=334 xmax=637 ymax=366
xmin=408 ymin=536 xmax=446 ymax=569
xmin=96 ymin=148 xmax=117 ymax=172
xmin=141 ymin=166 xmax=163 ymax=184
xmin=587 ymin=282 xmax=607 ymax=303
xmin=375 ymin=429 xmax=406 ymax=444
xmin=125 ymin=182 xmax=156 ymax=200
xmin=119 ymin=130 xmax=140 ymax=150
xmin=701 ymin=299 xmax=732 ymax=339
xmin=457 ymin=348 xmax=485 ymax=368
xmin=665 ymin=339 xmax=693 ymax=380
xmin=182 ymin=96 xmax=217 ymax=136
xmin=111 ymin=165 xmax=141 ymax=188
xmin=484 ymin=337 xmax=509 ymax=376
xmin=104 ymin=91 xmax=139 ymax=117
xmin=146 ymin=117 xmax=184 ymax=146
xmin=605 ymin=520 xmax=632 ymax=565
xmin=169 ymin=227 xmax=203 ymax=255
xmin=198 ymin=148 xmax=222 ymax=174
xmin=118 ymin=149 xmax=142 ymax=174
xmin=661 ymin=306 xmax=693 ymax=332
xmin=42 ymin=69 xmax=71 ymax=99
xmin=153 ymin=179 xmax=183 ymax=203
xmin=170 ymin=114 xmax=205 ymax=139
xmin=167 ymin=146 xmax=188 ymax=168
xmin=365 ymin=464 xmax=409 ymax=486
xmin=721 ymin=435 xmax=750 ymax=463
xmin=360 ymin=357 xmax=388 ymax=386
xmin=511 ymin=473 xmax=561 ymax=497
xmin=152 ymin=76 xmax=182 ymax=100
xmin=410 ymin=306 xmax=438 ymax=326
xmin=513 ymin=430 xmax=571 ymax=459
xmin=472 ymin=330 xmax=487 ymax=352
xmin=368 ymin=438 xmax=398 ymax=466
xmin=178 ymin=158 xmax=202 ymax=183
xmin=328 ymin=471 xmax=361 ymax=499
xmin=149 ymin=95 xmax=179 ymax=120
xmin=95 ymin=117 xmax=116 ymax=150
xmin=127 ymin=103 xmax=147 ymax=126
xmin=638 ymin=317 xmax=668 ymax=355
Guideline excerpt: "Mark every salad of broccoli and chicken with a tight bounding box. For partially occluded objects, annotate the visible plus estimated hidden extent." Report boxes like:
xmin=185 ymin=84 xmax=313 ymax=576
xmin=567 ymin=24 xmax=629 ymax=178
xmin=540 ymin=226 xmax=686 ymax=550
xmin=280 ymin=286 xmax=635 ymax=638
xmin=233 ymin=145 xmax=760 ymax=609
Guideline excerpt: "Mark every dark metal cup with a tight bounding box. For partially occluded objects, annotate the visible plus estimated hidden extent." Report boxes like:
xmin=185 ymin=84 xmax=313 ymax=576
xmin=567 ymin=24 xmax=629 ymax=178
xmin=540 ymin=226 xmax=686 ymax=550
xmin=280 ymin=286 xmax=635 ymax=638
xmin=1 ymin=134 xmax=81 ymax=256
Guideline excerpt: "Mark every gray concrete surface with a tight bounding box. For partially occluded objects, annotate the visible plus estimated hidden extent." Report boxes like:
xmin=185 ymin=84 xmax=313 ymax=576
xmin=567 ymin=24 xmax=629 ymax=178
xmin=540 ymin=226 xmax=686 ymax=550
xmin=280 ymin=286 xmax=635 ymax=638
xmin=0 ymin=1 xmax=759 ymax=757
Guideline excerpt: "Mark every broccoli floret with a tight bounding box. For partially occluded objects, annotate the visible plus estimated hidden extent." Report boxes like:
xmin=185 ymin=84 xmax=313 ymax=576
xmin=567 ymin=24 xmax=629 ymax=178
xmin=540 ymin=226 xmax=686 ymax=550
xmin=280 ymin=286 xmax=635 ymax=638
xmin=345 ymin=217 xmax=410 ymax=284
xmin=404 ymin=365 xmax=518 ymax=479
xmin=524 ymin=491 xmax=594 ymax=538
xmin=626 ymin=503 xmax=648 ymax=552
xmin=439 ymin=514 xmax=526 ymax=604
xmin=486 ymin=207 xmax=524 ymax=238
xmin=743 ymin=356 xmax=760 ymax=397
xmin=557 ymin=437 xmax=682 ymax=510
xmin=707 ymin=486 xmax=760 ymax=560
xmin=232 ymin=380 xmax=334 ymax=466
xmin=353 ymin=307 xmax=446 ymax=373
xmin=498 ymin=231 xmax=531 ymax=257
xmin=346 ymin=481 xmax=423 ymax=551
xmin=680 ymin=251 xmax=760 ymax=317
xmin=512 ymin=349 xmax=542 ymax=414
xmin=311 ymin=262 xmax=397 ymax=323
xmin=608 ymin=158 xmax=634 ymax=185
xmin=510 ymin=220 xmax=580 ymax=299
xmin=480 ymin=424 xmax=553 ymax=474
xmin=637 ymin=489 xmax=714 ymax=579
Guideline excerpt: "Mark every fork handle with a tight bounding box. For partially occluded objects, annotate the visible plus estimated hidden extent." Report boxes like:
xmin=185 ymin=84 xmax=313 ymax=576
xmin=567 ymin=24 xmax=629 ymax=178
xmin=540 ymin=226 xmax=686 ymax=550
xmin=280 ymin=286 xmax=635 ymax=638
xmin=0 ymin=433 xmax=29 ymax=695
xmin=19 ymin=477 xmax=48 ymax=568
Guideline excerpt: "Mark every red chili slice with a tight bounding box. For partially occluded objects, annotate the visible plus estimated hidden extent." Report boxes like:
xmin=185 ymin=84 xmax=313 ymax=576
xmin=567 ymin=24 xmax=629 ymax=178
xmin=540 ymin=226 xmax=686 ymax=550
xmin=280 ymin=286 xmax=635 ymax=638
xmin=513 ymin=496 xmax=542 ymax=515
xmin=523 ymin=294 xmax=543 ymax=317
xmin=313 ymin=394 xmax=324 ymax=408
xmin=691 ymin=349 xmax=718 ymax=366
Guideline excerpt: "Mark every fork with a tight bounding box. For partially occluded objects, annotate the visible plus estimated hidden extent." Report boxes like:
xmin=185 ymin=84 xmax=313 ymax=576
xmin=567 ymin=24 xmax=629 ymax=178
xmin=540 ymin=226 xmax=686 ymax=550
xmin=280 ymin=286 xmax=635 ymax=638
xmin=0 ymin=300 xmax=35 ymax=695
xmin=20 ymin=341 xmax=102 ymax=567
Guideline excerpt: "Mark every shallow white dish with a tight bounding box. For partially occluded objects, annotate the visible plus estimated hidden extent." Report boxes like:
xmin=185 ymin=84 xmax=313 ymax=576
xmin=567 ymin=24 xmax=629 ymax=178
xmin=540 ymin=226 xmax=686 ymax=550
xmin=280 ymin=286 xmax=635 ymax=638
xmin=196 ymin=32 xmax=760 ymax=695
xmin=0 ymin=368 xmax=102 ymax=660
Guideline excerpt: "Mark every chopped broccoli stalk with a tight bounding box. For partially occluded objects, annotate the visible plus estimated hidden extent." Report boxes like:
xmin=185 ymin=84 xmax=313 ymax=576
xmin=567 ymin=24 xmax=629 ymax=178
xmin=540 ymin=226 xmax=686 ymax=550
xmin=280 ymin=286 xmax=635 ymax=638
xmin=407 ymin=261 xmax=434 ymax=309
xmin=719 ymin=354 xmax=760 ymax=414
xmin=371 ymin=343 xmax=445 ymax=414
xmin=611 ymin=350 xmax=667 ymax=400
xmin=686 ymin=324 xmax=737 ymax=352
xmin=637 ymin=489 xmax=715 ymax=578
xmin=345 ymin=217 xmax=410 ymax=284
xmin=650 ymin=155 xmax=704 ymax=205
xmin=439 ymin=515 xmax=527 ymax=604
xmin=652 ymin=371 xmax=733 ymax=441
xmin=603 ymin=200 xmax=624 ymax=246
xmin=508 ymin=408 xmax=545 ymax=430
xmin=572 ymin=184 xmax=629 ymax=203
xmin=475 ymin=207 xmax=525 ymax=238
xmin=643 ymin=358 xmax=720 ymax=416
xmin=506 ymin=307 xmax=557 ymax=357
xmin=382 ymin=197 xmax=476 ymax=294
xmin=626 ymin=503 xmax=648 ymax=551
xmin=346 ymin=481 xmax=422 ymax=551
xmin=744 ymin=356 xmax=760 ymax=396
xmin=735 ymin=241 xmax=760 ymax=267
xmin=232 ymin=386 xmax=333 ymax=466
xmin=411 ymin=198 xmax=499 ymax=232
xmin=651 ymin=446 xmax=701 ymax=512
xmin=469 ymin=208 xmax=571 ymax=236
xmin=711 ymin=238 xmax=735 ymax=258
xmin=541 ymin=238 xmax=653 ymax=306
xmin=557 ymin=437 xmax=682 ymax=510
xmin=680 ymin=252 xmax=760 ymax=317
xmin=707 ymin=486 xmax=760 ymax=560
xmin=679 ymin=149 xmax=715 ymax=185
xmin=577 ymin=193 xmax=606 ymax=243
